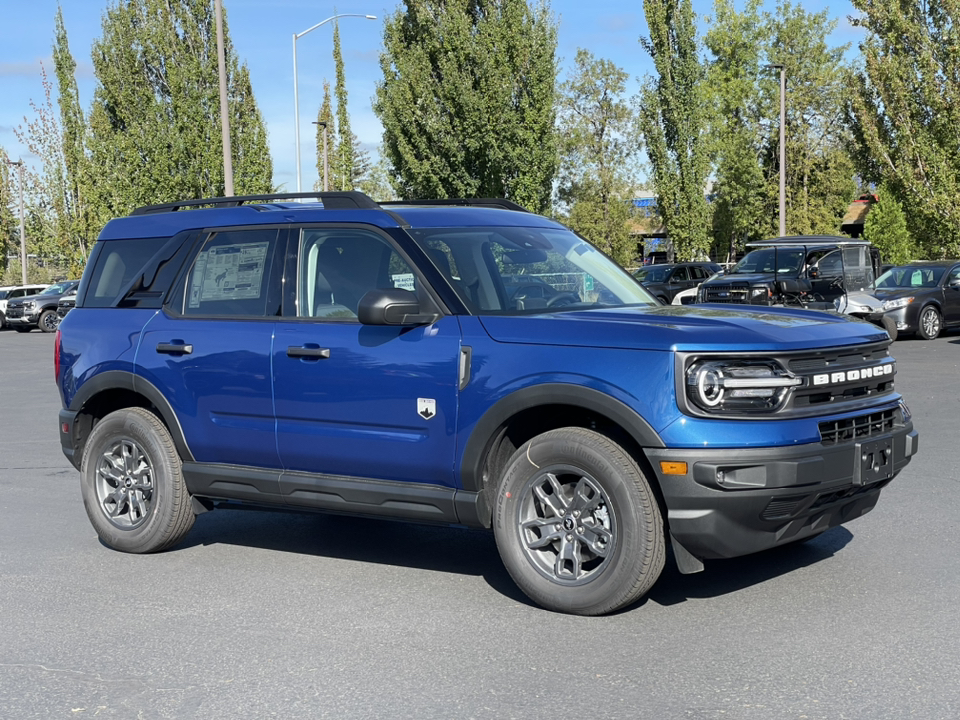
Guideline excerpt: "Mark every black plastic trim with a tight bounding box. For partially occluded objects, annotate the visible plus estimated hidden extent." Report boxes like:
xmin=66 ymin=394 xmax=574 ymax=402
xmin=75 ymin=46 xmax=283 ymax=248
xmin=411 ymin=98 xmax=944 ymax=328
xmin=131 ymin=191 xmax=381 ymax=215
xmin=66 ymin=370 xmax=195 ymax=463
xmin=182 ymin=462 xmax=282 ymax=503
xmin=460 ymin=383 xmax=665 ymax=492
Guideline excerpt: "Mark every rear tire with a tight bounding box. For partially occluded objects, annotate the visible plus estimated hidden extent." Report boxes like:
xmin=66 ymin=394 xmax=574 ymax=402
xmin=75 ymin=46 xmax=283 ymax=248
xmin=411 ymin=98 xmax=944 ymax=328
xmin=80 ymin=407 xmax=195 ymax=553
xmin=880 ymin=315 xmax=898 ymax=342
xmin=493 ymin=428 xmax=665 ymax=615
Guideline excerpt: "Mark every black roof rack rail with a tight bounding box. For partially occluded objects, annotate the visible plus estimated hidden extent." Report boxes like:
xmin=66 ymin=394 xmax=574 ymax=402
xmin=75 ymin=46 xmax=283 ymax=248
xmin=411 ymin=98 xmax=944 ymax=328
xmin=378 ymin=198 xmax=531 ymax=213
xmin=130 ymin=191 xmax=381 ymax=215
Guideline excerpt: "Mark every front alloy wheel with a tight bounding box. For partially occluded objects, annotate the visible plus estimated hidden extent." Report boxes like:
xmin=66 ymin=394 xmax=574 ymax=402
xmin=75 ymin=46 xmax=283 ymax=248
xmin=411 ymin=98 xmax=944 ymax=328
xmin=95 ymin=438 xmax=155 ymax=529
xmin=494 ymin=428 xmax=665 ymax=615
xmin=918 ymin=306 xmax=941 ymax=340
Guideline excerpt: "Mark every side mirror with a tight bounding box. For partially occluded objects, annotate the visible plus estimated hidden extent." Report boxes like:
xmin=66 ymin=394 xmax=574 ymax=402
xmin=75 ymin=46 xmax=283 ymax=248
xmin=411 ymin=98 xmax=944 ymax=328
xmin=358 ymin=288 xmax=438 ymax=326
xmin=949 ymin=278 xmax=960 ymax=288
xmin=808 ymin=267 xmax=820 ymax=280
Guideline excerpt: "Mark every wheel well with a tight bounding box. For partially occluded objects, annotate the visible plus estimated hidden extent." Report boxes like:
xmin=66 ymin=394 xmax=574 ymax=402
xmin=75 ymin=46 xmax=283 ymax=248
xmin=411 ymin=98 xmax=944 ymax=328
xmin=74 ymin=390 xmax=162 ymax=464
xmin=477 ymin=403 xmax=668 ymax=524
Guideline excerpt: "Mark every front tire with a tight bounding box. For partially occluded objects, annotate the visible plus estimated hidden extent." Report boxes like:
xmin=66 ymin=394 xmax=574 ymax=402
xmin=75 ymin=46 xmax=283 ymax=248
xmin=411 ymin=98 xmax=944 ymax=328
xmin=38 ymin=309 xmax=59 ymax=333
xmin=80 ymin=407 xmax=195 ymax=553
xmin=493 ymin=428 xmax=665 ymax=615
xmin=918 ymin=305 xmax=941 ymax=340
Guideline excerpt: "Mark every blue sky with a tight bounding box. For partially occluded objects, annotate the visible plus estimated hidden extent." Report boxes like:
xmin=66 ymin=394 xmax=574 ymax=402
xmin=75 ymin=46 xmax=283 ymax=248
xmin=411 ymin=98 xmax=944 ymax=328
xmin=1 ymin=0 xmax=864 ymax=193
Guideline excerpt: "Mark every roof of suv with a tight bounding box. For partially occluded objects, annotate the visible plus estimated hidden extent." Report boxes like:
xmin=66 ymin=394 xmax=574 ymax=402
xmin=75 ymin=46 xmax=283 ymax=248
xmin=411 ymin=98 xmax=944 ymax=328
xmin=100 ymin=193 xmax=564 ymax=241
xmin=748 ymin=235 xmax=870 ymax=248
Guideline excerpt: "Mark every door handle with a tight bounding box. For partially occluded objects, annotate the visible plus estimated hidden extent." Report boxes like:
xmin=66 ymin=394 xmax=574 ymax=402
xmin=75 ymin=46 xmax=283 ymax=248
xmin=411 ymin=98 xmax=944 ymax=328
xmin=287 ymin=346 xmax=331 ymax=359
xmin=156 ymin=342 xmax=193 ymax=355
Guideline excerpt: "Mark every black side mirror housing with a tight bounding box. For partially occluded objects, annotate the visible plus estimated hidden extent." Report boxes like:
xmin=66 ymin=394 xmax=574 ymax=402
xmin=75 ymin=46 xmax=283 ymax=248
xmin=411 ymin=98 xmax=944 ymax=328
xmin=358 ymin=288 xmax=439 ymax=326
xmin=808 ymin=267 xmax=820 ymax=280
xmin=777 ymin=278 xmax=812 ymax=294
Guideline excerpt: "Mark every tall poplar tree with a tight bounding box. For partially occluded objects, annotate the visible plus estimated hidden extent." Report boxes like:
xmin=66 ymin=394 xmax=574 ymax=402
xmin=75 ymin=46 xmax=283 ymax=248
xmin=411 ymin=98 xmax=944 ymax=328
xmin=374 ymin=0 xmax=558 ymax=213
xmin=87 ymin=0 xmax=272 ymax=218
xmin=332 ymin=20 xmax=354 ymax=191
xmin=848 ymin=0 xmax=960 ymax=258
xmin=638 ymin=0 xmax=711 ymax=261
xmin=314 ymin=82 xmax=337 ymax=191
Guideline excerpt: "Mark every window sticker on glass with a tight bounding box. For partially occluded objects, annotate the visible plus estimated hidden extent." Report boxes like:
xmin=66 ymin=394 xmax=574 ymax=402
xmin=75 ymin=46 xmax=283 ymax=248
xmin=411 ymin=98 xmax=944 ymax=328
xmin=190 ymin=242 xmax=268 ymax=306
xmin=392 ymin=273 xmax=416 ymax=291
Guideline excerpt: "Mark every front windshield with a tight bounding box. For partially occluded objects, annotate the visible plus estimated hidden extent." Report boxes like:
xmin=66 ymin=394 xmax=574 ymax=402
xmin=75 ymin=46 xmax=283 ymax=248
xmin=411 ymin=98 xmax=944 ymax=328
xmin=410 ymin=226 xmax=657 ymax=313
xmin=731 ymin=248 xmax=805 ymax=275
xmin=40 ymin=282 xmax=72 ymax=295
xmin=872 ymin=266 xmax=944 ymax=289
xmin=635 ymin=266 xmax=669 ymax=283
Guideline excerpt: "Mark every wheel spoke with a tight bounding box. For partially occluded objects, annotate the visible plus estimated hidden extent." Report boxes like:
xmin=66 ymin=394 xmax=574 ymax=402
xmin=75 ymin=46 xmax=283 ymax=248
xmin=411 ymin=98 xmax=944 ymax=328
xmin=104 ymin=489 xmax=127 ymax=517
xmin=532 ymin=473 xmax=568 ymax=518
xmin=521 ymin=517 xmax=563 ymax=549
xmin=128 ymin=492 xmax=147 ymax=523
xmin=554 ymin=535 xmax=583 ymax=580
xmin=570 ymin=477 xmax=602 ymax=515
xmin=578 ymin=520 xmax=612 ymax=557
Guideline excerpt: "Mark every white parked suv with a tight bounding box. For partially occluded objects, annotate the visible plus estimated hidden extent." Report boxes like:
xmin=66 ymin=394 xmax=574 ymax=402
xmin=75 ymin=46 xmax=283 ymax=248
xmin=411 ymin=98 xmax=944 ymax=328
xmin=0 ymin=284 xmax=49 ymax=329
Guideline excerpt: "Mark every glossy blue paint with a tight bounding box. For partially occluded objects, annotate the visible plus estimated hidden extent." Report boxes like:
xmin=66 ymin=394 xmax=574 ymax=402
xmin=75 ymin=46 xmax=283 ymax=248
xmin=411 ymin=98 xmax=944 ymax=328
xmin=135 ymin=311 xmax=281 ymax=469
xmin=57 ymin=308 xmax=154 ymax=409
xmin=272 ymin=316 xmax=462 ymax=486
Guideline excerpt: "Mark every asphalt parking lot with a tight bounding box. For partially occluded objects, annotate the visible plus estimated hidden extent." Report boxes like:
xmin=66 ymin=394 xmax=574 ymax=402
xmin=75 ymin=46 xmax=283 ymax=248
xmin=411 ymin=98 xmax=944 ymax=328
xmin=1 ymin=327 xmax=958 ymax=719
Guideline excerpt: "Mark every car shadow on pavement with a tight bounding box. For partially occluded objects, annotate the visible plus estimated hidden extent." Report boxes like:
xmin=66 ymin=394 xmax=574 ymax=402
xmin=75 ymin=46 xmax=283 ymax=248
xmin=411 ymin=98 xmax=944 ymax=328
xmin=178 ymin=508 xmax=534 ymax=606
xmin=647 ymin=526 xmax=854 ymax=607
xmin=176 ymin=508 xmax=853 ymax=611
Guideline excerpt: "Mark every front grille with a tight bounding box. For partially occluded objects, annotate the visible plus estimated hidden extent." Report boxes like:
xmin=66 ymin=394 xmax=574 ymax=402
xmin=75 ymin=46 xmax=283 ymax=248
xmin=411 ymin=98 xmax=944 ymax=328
xmin=787 ymin=342 xmax=896 ymax=412
xmin=7 ymin=308 xmax=22 ymax=318
xmin=762 ymin=495 xmax=807 ymax=520
xmin=789 ymin=346 xmax=890 ymax=373
xmin=819 ymin=409 xmax=897 ymax=445
xmin=703 ymin=283 xmax=751 ymax=303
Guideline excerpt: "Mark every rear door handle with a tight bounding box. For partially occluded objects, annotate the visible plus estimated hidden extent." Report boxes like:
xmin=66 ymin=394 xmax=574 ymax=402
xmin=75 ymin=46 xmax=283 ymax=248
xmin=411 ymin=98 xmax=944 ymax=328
xmin=287 ymin=346 xmax=331 ymax=359
xmin=156 ymin=342 xmax=193 ymax=355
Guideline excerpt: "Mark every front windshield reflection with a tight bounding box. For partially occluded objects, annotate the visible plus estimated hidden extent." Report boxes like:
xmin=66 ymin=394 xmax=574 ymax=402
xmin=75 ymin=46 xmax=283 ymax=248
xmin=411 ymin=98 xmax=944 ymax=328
xmin=410 ymin=226 xmax=658 ymax=314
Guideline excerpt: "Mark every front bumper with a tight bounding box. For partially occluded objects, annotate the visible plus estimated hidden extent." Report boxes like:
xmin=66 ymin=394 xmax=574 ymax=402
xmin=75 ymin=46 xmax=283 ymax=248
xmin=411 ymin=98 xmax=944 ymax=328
xmin=6 ymin=313 xmax=39 ymax=325
xmin=645 ymin=421 xmax=917 ymax=562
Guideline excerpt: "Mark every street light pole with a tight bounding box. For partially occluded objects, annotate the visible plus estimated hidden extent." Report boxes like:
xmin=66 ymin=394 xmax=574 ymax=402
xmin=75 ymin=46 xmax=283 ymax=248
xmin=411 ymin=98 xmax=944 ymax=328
xmin=293 ymin=13 xmax=376 ymax=193
xmin=5 ymin=159 xmax=27 ymax=285
xmin=765 ymin=63 xmax=787 ymax=236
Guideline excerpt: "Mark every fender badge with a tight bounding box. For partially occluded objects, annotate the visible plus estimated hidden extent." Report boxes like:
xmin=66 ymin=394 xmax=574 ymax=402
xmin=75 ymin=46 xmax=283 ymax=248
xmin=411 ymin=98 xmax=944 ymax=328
xmin=417 ymin=398 xmax=436 ymax=420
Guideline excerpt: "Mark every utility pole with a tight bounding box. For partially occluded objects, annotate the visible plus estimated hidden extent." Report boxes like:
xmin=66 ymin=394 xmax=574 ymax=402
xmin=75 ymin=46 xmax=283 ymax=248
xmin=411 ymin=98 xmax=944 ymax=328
xmin=765 ymin=63 xmax=787 ymax=236
xmin=5 ymin=159 xmax=27 ymax=284
xmin=214 ymin=0 xmax=234 ymax=196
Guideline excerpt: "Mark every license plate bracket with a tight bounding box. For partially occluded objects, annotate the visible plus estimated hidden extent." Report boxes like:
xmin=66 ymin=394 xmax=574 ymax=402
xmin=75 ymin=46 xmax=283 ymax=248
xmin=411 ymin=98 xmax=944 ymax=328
xmin=854 ymin=438 xmax=894 ymax=485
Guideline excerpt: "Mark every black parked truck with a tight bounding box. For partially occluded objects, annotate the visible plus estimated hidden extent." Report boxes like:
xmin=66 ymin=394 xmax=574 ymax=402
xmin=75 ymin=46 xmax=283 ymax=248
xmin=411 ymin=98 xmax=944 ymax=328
xmin=698 ymin=236 xmax=883 ymax=310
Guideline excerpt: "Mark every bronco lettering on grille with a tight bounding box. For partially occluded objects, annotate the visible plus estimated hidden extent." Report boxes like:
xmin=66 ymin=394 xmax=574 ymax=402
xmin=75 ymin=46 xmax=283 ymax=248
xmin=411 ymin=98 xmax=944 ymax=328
xmin=812 ymin=363 xmax=894 ymax=386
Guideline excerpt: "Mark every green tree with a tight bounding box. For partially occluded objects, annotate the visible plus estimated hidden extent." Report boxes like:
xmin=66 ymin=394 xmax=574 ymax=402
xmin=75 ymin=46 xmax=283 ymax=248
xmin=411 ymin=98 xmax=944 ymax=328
xmin=332 ymin=19 xmax=354 ymax=191
xmin=314 ymin=81 xmax=337 ymax=191
xmin=0 ymin=148 xmax=18 ymax=275
xmin=769 ymin=1 xmax=855 ymax=237
xmin=862 ymin=185 xmax=915 ymax=265
xmin=87 ymin=0 xmax=272 ymax=219
xmin=556 ymin=49 xmax=638 ymax=265
xmin=374 ymin=0 xmax=558 ymax=213
xmin=848 ymin=0 xmax=960 ymax=259
xmin=703 ymin=0 xmax=769 ymax=261
xmin=638 ymin=0 xmax=711 ymax=261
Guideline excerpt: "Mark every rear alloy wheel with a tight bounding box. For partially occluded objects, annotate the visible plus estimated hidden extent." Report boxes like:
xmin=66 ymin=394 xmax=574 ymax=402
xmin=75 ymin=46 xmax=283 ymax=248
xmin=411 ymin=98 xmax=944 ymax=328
xmin=80 ymin=407 xmax=195 ymax=553
xmin=918 ymin=305 xmax=941 ymax=340
xmin=38 ymin=309 xmax=59 ymax=333
xmin=494 ymin=428 xmax=665 ymax=615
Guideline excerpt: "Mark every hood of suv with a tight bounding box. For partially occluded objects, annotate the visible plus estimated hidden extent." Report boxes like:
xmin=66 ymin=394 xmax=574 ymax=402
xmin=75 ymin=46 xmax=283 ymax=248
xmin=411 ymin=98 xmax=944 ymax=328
xmin=479 ymin=304 xmax=889 ymax=352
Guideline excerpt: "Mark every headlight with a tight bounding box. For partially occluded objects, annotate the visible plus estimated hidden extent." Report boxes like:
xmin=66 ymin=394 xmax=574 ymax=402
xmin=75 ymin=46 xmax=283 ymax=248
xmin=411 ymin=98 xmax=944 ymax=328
xmin=685 ymin=359 xmax=802 ymax=414
xmin=22 ymin=302 xmax=34 ymax=310
xmin=750 ymin=286 xmax=770 ymax=304
xmin=882 ymin=297 xmax=914 ymax=311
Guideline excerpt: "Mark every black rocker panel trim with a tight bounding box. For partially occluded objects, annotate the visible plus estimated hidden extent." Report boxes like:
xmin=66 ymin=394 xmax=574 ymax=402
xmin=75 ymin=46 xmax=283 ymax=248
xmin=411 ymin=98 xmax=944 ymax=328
xmin=460 ymin=383 xmax=665 ymax=493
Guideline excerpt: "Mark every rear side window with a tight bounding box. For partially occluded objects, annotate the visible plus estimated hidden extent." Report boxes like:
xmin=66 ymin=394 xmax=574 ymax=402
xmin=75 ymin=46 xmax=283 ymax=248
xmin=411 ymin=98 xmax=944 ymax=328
xmin=182 ymin=228 xmax=281 ymax=317
xmin=85 ymin=238 xmax=165 ymax=307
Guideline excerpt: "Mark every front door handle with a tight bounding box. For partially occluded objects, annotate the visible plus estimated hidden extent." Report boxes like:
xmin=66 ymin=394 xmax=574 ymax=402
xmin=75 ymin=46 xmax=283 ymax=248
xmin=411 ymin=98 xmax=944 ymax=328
xmin=156 ymin=342 xmax=193 ymax=355
xmin=287 ymin=346 xmax=331 ymax=359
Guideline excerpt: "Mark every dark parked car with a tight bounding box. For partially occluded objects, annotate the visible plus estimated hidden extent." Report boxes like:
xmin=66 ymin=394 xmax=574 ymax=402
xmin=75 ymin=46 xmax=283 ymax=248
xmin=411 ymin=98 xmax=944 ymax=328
xmin=634 ymin=262 xmax=723 ymax=304
xmin=5 ymin=280 xmax=80 ymax=332
xmin=869 ymin=261 xmax=960 ymax=339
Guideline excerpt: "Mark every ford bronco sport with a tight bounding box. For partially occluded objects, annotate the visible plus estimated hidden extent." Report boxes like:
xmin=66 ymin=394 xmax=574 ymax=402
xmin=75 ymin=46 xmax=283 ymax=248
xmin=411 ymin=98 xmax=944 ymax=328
xmin=55 ymin=193 xmax=918 ymax=615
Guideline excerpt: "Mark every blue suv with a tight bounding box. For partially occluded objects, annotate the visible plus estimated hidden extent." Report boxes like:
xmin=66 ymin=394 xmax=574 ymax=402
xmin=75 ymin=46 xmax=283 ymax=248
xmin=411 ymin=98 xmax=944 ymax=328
xmin=56 ymin=192 xmax=918 ymax=615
